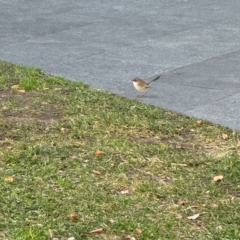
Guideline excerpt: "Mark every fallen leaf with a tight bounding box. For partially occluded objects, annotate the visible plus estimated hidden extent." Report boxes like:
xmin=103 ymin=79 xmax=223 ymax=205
xmin=134 ymin=204 xmax=141 ymax=209
xmin=108 ymin=218 xmax=115 ymax=223
xmin=125 ymin=236 xmax=136 ymax=240
xmin=213 ymin=175 xmax=223 ymax=182
xmin=176 ymin=214 xmax=183 ymax=219
xmin=192 ymin=203 xmax=205 ymax=209
xmin=197 ymin=119 xmax=203 ymax=125
xmin=95 ymin=150 xmax=104 ymax=156
xmin=187 ymin=213 xmax=200 ymax=220
xmin=216 ymin=225 xmax=222 ymax=231
xmin=178 ymin=200 xmax=186 ymax=205
xmin=135 ymin=228 xmax=142 ymax=234
xmin=18 ymin=89 xmax=25 ymax=93
xmin=171 ymin=163 xmax=188 ymax=167
xmin=90 ymin=228 xmax=103 ymax=234
xmin=48 ymin=229 xmax=53 ymax=238
xmin=92 ymin=170 xmax=101 ymax=175
xmin=176 ymin=145 xmax=183 ymax=149
xmin=54 ymin=88 xmax=62 ymax=91
xmin=75 ymin=141 xmax=85 ymax=145
xmin=4 ymin=176 xmax=14 ymax=182
xmin=222 ymin=133 xmax=228 ymax=140
xmin=11 ymin=84 xmax=20 ymax=89
xmin=70 ymin=155 xmax=77 ymax=159
xmin=196 ymin=203 xmax=204 ymax=208
xmin=61 ymin=127 xmax=66 ymax=133
xmin=70 ymin=214 xmax=79 ymax=220
xmin=68 ymin=237 xmax=75 ymax=240
xmin=210 ymin=203 xmax=218 ymax=208
xmin=119 ymin=189 xmax=129 ymax=194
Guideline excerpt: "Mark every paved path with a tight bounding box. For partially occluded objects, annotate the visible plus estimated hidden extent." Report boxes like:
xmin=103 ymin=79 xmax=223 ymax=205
xmin=1 ymin=0 xmax=240 ymax=129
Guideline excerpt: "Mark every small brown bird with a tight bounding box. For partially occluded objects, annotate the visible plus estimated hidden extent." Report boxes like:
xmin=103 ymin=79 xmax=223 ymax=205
xmin=132 ymin=75 xmax=161 ymax=96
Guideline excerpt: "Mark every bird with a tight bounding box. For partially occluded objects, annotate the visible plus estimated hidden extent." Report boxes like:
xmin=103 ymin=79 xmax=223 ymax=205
xmin=132 ymin=75 xmax=161 ymax=97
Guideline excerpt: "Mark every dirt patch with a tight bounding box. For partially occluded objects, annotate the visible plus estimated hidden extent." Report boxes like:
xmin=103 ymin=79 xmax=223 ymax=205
xmin=1 ymin=90 xmax=62 ymax=124
xmin=129 ymin=129 xmax=205 ymax=153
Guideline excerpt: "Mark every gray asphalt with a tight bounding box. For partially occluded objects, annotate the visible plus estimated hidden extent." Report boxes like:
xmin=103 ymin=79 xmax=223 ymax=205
xmin=1 ymin=0 xmax=240 ymax=129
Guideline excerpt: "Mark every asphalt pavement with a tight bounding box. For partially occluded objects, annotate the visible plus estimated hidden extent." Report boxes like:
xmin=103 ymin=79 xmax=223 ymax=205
xmin=1 ymin=0 xmax=240 ymax=129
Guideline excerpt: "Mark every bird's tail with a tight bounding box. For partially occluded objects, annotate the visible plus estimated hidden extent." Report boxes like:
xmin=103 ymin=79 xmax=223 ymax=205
xmin=148 ymin=75 xmax=161 ymax=84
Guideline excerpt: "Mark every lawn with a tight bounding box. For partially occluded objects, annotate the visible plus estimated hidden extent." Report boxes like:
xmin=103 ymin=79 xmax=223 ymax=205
xmin=0 ymin=60 xmax=239 ymax=240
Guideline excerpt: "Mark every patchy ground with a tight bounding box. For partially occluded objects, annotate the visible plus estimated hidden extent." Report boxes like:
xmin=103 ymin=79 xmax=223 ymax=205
xmin=0 ymin=60 xmax=240 ymax=239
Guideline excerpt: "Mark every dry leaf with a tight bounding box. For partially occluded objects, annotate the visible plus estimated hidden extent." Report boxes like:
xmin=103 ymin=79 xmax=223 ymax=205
xmin=70 ymin=155 xmax=77 ymax=159
xmin=197 ymin=119 xmax=203 ymax=125
xmin=18 ymin=89 xmax=25 ymax=93
xmin=196 ymin=203 xmax=204 ymax=208
xmin=95 ymin=150 xmax=104 ymax=156
xmin=216 ymin=225 xmax=222 ymax=231
xmin=192 ymin=203 xmax=205 ymax=209
xmin=108 ymin=218 xmax=115 ymax=224
xmin=67 ymin=237 xmax=76 ymax=240
xmin=178 ymin=200 xmax=186 ymax=205
xmin=11 ymin=84 xmax=20 ymax=89
xmin=222 ymin=133 xmax=228 ymax=140
xmin=176 ymin=145 xmax=183 ymax=149
xmin=48 ymin=229 xmax=53 ymax=238
xmin=90 ymin=228 xmax=103 ymax=234
xmin=135 ymin=228 xmax=142 ymax=234
xmin=171 ymin=163 xmax=188 ymax=167
xmin=4 ymin=176 xmax=14 ymax=182
xmin=124 ymin=236 xmax=136 ymax=240
xmin=213 ymin=175 xmax=223 ymax=182
xmin=70 ymin=214 xmax=79 ymax=220
xmin=187 ymin=213 xmax=200 ymax=220
xmin=211 ymin=203 xmax=218 ymax=208
xmin=176 ymin=214 xmax=183 ymax=219
xmin=75 ymin=141 xmax=85 ymax=146
xmin=92 ymin=170 xmax=101 ymax=175
xmin=134 ymin=204 xmax=141 ymax=209
xmin=61 ymin=127 xmax=66 ymax=133
xmin=54 ymin=88 xmax=62 ymax=91
xmin=119 ymin=189 xmax=129 ymax=194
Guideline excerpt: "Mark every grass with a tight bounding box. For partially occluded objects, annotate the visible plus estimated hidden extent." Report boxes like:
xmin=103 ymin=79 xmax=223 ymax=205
xmin=0 ymin=60 xmax=240 ymax=240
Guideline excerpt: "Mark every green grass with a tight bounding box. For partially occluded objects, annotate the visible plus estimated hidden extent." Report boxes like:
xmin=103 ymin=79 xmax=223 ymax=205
xmin=0 ymin=60 xmax=240 ymax=240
